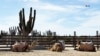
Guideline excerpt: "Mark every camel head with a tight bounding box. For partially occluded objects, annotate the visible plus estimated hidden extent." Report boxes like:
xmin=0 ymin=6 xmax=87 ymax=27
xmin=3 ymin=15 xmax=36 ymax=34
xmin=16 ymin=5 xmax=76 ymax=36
xmin=27 ymin=40 xmax=38 ymax=51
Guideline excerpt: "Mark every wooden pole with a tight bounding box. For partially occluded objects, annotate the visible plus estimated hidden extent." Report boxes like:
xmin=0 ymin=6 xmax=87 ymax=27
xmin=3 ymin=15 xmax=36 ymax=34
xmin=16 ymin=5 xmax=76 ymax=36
xmin=73 ymin=31 xmax=76 ymax=49
xmin=10 ymin=35 xmax=12 ymax=50
xmin=96 ymin=31 xmax=99 ymax=50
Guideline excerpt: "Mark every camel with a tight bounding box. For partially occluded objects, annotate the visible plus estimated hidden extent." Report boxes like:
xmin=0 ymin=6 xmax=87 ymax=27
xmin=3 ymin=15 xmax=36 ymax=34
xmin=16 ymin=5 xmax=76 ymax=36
xmin=49 ymin=40 xmax=65 ymax=52
xmin=75 ymin=41 xmax=96 ymax=52
xmin=12 ymin=40 xmax=37 ymax=52
xmin=49 ymin=43 xmax=63 ymax=52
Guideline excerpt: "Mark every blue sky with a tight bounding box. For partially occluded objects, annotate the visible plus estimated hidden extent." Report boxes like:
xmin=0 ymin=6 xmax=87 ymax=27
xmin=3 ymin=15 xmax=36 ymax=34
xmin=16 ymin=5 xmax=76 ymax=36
xmin=0 ymin=0 xmax=100 ymax=36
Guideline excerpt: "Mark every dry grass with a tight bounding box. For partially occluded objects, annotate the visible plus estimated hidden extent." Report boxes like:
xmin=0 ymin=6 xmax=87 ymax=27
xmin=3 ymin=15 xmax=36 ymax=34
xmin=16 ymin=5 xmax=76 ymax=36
xmin=0 ymin=48 xmax=99 ymax=56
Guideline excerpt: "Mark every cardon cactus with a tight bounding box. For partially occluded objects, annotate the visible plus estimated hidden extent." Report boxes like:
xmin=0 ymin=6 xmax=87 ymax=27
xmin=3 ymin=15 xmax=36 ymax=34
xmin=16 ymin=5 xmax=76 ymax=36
xmin=17 ymin=7 xmax=36 ymax=36
xmin=0 ymin=30 xmax=8 ymax=36
xmin=9 ymin=26 xmax=17 ymax=35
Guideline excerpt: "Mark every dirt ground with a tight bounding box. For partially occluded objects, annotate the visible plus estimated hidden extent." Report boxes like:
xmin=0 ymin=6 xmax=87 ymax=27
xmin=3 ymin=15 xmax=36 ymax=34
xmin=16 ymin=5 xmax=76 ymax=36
xmin=0 ymin=48 xmax=100 ymax=56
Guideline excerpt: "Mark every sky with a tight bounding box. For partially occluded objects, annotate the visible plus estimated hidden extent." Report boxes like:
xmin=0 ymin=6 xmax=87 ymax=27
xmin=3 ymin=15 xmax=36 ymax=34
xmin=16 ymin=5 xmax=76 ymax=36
xmin=0 ymin=0 xmax=100 ymax=36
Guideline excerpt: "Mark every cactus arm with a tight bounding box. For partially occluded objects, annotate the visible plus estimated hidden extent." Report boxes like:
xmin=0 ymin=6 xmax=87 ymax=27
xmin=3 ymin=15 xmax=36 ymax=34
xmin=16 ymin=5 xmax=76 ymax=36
xmin=19 ymin=10 xmax=23 ymax=31
xmin=26 ymin=7 xmax=33 ymax=33
xmin=22 ymin=8 xmax=26 ymax=31
xmin=31 ymin=9 xmax=36 ymax=29
xmin=17 ymin=26 xmax=21 ymax=35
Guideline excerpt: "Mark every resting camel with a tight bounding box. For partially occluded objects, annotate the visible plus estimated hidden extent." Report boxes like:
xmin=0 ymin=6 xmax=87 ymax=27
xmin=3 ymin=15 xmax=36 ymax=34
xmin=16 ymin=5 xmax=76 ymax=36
xmin=75 ymin=41 xmax=96 ymax=52
xmin=49 ymin=40 xmax=65 ymax=52
xmin=12 ymin=41 xmax=37 ymax=52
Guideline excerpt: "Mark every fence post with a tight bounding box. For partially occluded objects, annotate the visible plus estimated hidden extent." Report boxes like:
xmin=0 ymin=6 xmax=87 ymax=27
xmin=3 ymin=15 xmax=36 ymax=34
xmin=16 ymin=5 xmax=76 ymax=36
xmin=96 ymin=31 xmax=99 ymax=50
xmin=10 ymin=35 xmax=12 ymax=50
xmin=73 ymin=31 xmax=76 ymax=49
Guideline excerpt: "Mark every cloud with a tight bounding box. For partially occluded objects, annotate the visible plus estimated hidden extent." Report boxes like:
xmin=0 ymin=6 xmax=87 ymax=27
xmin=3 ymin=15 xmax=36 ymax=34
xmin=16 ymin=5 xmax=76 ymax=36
xmin=84 ymin=10 xmax=100 ymax=17
xmin=26 ymin=1 xmax=67 ymax=12
xmin=22 ymin=0 xmax=39 ymax=2
xmin=78 ymin=0 xmax=100 ymax=3
xmin=74 ymin=14 xmax=100 ymax=36
xmin=66 ymin=5 xmax=85 ymax=9
xmin=55 ymin=18 xmax=66 ymax=24
xmin=39 ymin=4 xmax=86 ymax=13
xmin=34 ymin=18 xmax=74 ymax=35
xmin=0 ymin=15 xmax=19 ymax=31
xmin=33 ymin=12 xmax=72 ymax=35
xmin=39 ymin=4 xmax=66 ymax=12
xmin=81 ymin=16 xmax=100 ymax=28
xmin=26 ymin=0 xmax=85 ymax=13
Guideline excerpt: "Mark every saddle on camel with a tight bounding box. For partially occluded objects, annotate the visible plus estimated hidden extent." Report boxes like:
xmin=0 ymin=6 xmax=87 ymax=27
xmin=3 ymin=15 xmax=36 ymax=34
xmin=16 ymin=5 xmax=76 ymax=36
xmin=75 ymin=41 xmax=96 ymax=52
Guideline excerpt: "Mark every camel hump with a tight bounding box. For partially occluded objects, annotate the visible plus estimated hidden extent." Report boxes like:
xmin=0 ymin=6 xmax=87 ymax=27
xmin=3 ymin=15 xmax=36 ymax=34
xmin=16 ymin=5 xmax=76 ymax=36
xmin=81 ymin=42 xmax=93 ymax=45
xmin=13 ymin=41 xmax=20 ymax=45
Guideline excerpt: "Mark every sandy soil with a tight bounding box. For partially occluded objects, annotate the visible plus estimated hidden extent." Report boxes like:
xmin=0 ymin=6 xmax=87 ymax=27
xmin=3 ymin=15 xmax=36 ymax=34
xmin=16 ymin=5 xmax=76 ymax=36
xmin=0 ymin=48 xmax=100 ymax=56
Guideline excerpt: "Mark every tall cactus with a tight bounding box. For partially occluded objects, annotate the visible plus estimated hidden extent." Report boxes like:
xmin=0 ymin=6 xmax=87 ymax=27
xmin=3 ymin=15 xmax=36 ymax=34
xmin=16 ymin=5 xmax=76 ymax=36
xmin=9 ymin=26 xmax=17 ymax=35
xmin=0 ymin=30 xmax=8 ymax=36
xmin=17 ymin=7 xmax=36 ymax=36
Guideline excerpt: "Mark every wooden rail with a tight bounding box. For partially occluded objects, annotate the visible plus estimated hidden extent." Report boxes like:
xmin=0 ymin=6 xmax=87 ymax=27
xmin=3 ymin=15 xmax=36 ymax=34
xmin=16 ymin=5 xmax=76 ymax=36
xmin=0 ymin=35 xmax=100 ymax=50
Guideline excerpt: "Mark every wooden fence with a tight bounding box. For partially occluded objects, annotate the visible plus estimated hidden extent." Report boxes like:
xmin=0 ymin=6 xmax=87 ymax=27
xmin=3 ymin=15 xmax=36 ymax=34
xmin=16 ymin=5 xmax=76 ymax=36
xmin=0 ymin=31 xmax=100 ymax=51
xmin=0 ymin=35 xmax=100 ymax=51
